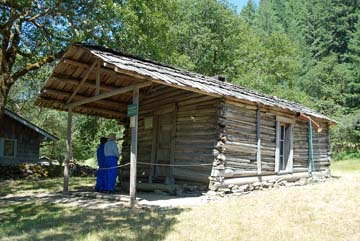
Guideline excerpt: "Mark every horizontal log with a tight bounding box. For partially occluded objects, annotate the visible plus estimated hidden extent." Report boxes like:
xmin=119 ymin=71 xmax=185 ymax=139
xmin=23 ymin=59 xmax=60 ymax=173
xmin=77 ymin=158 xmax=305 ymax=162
xmin=223 ymin=169 xmax=275 ymax=178
xmin=219 ymin=171 xmax=330 ymax=188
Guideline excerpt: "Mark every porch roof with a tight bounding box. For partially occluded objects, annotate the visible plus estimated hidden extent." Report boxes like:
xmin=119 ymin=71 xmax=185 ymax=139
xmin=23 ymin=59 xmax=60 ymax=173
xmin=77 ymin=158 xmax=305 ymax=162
xmin=35 ymin=43 xmax=334 ymax=123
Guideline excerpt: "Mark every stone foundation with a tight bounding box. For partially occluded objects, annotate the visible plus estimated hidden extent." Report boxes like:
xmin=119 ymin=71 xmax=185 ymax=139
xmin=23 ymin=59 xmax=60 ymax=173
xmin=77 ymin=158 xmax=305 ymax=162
xmin=207 ymin=173 xmax=331 ymax=197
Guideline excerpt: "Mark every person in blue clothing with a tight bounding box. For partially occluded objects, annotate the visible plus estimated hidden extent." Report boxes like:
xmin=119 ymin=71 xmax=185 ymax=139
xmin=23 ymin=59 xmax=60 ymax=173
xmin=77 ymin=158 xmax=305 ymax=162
xmin=104 ymin=133 xmax=120 ymax=193
xmin=95 ymin=137 xmax=107 ymax=192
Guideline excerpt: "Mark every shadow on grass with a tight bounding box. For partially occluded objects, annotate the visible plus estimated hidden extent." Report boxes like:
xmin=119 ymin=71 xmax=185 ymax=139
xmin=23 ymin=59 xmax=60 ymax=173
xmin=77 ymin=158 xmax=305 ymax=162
xmin=0 ymin=201 xmax=183 ymax=241
xmin=0 ymin=177 xmax=95 ymax=196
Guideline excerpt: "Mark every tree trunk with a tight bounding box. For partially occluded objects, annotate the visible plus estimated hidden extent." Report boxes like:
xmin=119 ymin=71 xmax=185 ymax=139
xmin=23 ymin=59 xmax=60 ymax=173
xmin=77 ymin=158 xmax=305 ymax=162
xmin=0 ymin=75 xmax=10 ymax=120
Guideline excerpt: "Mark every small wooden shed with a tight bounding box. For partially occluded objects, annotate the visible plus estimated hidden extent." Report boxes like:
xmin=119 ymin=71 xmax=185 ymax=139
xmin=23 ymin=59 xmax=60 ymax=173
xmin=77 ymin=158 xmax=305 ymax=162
xmin=0 ymin=109 xmax=58 ymax=165
xmin=36 ymin=44 xmax=335 ymax=204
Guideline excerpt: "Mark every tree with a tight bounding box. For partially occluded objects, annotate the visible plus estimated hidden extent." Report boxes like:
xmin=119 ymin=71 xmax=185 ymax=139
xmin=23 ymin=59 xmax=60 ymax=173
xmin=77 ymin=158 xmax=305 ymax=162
xmin=0 ymin=0 xmax=121 ymax=118
xmin=240 ymin=0 xmax=257 ymax=26
xmin=168 ymin=0 xmax=241 ymax=75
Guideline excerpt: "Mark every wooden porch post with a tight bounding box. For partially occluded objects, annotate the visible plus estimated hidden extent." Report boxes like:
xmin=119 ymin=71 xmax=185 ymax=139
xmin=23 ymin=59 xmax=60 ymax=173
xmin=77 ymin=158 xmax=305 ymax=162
xmin=129 ymin=87 xmax=139 ymax=207
xmin=256 ymin=105 xmax=261 ymax=176
xmin=63 ymin=108 xmax=73 ymax=193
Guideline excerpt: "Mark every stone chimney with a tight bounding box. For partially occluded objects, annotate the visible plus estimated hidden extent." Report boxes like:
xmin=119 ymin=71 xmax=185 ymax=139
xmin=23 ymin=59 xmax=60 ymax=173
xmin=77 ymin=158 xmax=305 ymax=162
xmin=212 ymin=75 xmax=227 ymax=82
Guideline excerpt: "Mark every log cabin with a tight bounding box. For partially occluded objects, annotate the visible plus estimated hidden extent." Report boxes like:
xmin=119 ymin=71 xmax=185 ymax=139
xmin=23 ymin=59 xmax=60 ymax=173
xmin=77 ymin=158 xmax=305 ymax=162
xmin=0 ymin=109 xmax=58 ymax=165
xmin=35 ymin=44 xmax=335 ymax=201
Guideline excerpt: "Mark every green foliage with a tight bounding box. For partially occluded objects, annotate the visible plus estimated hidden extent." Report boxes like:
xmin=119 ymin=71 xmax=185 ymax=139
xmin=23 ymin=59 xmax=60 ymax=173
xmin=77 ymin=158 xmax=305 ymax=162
xmin=5 ymin=0 xmax=360 ymax=160
xmin=72 ymin=116 xmax=123 ymax=161
xmin=331 ymin=112 xmax=360 ymax=155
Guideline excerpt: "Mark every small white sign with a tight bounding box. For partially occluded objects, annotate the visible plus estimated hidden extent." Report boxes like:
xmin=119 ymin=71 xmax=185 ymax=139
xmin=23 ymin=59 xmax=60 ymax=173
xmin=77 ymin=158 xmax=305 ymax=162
xmin=130 ymin=116 xmax=135 ymax=128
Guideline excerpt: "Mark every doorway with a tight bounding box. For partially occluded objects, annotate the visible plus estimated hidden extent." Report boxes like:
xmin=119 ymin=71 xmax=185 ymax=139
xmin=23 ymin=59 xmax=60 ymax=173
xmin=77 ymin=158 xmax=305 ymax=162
xmin=151 ymin=105 xmax=176 ymax=183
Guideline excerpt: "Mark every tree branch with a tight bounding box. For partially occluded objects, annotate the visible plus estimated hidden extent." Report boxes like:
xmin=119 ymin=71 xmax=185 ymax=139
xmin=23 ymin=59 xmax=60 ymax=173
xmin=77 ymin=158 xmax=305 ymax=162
xmin=6 ymin=18 xmax=22 ymax=68
xmin=27 ymin=0 xmax=63 ymax=21
xmin=17 ymin=48 xmax=35 ymax=58
xmin=11 ymin=50 xmax=64 ymax=81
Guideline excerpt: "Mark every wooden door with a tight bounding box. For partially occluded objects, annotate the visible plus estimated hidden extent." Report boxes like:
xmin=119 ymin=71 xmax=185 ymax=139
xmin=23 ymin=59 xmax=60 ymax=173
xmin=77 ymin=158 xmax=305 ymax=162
xmin=155 ymin=112 xmax=173 ymax=177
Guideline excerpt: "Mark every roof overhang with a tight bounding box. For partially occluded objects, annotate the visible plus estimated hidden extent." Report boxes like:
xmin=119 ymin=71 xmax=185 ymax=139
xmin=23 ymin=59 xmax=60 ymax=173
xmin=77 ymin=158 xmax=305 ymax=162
xmin=4 ymin=109 xmax=58 ymax=141
xmin=35 ymin=44 xmax=336 ymax=125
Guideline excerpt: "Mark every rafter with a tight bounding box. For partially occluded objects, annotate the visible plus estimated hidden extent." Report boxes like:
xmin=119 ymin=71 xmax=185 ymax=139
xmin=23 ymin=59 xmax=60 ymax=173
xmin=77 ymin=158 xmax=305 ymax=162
xmin=64 ymin=81 xmax=152 ymax=109
xmin=62 ymin=58 xmax=137 ymax=81
xmin=51 ymin=74 xmax=119 ymax=92
xmin=66 ymin=61 xmax=97 ymax=104
xmin=42 ymin=88 xmax=128 ymax=110
xmin=38 ymin=98 xmax=126 ymax=119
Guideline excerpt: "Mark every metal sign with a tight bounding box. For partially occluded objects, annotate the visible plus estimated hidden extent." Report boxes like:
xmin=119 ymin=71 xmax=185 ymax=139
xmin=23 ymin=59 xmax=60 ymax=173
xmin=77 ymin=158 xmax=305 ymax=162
xmin=127 ymin=104 xmax=138 ymax=117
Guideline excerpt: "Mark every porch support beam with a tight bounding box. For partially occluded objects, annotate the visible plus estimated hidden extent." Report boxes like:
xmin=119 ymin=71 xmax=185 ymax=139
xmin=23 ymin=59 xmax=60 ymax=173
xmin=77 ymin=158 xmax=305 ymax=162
xmin=96 ymin=60 xmax=101 ymax=95
xmin=65 ymin=81 xmax=151 ymax=109
xmin=43 ymin=88 xmax=128 ymax=110
xmin=39 ymin=98 xmax=126 ymax=119
xmin=66 ymin=61 xmax=97 ymax=104
xmin=129 ymin=86 xmax=139 ymax=208
xmin=63 ymin=108 xmax=73 ymax=193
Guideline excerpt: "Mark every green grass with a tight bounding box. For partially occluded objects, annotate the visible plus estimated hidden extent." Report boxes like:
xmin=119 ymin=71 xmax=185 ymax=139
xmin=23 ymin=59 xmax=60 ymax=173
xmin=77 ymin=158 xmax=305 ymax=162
xmin=0 ymin=202 xmax=181 ymax=241
xmin=0 ymin=177 xmax=95 ymax=196
xmin=1 ymin=159 xmax=360 ymax=241
xmin=331 ymin=158 xmax=360 ymax=175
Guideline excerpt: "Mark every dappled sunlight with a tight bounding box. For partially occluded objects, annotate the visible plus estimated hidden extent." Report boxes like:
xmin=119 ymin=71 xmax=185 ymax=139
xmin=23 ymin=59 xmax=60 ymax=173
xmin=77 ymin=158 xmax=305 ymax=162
xmin=1 ymin=163 xmax=360 ymax=241
xmin=0 ymin=177 xmax=95 ymax=196
xmin=0 ymin=201 xmax=183 ymax=241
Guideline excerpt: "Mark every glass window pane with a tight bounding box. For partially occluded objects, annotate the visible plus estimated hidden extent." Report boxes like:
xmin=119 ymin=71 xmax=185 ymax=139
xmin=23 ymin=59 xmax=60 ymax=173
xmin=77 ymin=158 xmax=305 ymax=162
xmin=4 ymin=140 xmax=15 ymax=157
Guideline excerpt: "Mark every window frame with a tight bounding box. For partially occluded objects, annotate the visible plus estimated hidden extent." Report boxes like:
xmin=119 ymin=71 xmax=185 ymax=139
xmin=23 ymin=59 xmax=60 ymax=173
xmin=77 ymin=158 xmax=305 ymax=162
xmin=275 ymin=116 xmax=294 ymax=173
xmin=0 ymin=138 xmax=17 ymax=158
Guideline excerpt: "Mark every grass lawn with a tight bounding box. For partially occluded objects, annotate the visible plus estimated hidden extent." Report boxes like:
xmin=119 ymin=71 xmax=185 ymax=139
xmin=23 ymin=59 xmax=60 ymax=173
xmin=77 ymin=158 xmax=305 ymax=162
xmin=0 ymin=177 xmax=95 ymax=196
xmin=1 ymin=159 xmax=359 ymax=241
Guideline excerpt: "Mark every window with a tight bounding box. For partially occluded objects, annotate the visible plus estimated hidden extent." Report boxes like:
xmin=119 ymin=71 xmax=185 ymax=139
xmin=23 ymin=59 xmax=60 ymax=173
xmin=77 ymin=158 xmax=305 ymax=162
xmin=275 ymin=117 xmax=294 ymax=173
xmin=0 ymin=138 xmax=17 ymax=158
xmin=144 ymin=116 xmax=153 ymax=129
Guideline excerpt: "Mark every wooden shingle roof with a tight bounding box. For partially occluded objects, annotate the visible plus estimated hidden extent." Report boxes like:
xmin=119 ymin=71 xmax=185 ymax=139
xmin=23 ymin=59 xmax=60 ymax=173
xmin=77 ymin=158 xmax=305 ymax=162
xmin=5 ymin=109 xmax=58 ymax=141
xmin=36 ymin=44 xmax=334 ymax=123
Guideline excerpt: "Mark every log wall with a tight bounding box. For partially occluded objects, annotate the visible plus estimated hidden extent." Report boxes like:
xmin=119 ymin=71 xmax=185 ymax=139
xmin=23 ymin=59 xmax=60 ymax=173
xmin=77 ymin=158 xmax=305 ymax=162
xmin=209 ymin=100 xmax=332 ymax=190
xmin=120 ymin=85 xmax=332 ymax=188
xmin=120 ymin=84 xmax=219 ymax=184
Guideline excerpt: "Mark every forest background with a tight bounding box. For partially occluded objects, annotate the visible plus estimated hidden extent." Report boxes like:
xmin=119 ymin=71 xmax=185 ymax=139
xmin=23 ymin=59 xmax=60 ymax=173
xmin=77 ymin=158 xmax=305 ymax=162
xmin=1 ymin=0 xmax=359 ymax=165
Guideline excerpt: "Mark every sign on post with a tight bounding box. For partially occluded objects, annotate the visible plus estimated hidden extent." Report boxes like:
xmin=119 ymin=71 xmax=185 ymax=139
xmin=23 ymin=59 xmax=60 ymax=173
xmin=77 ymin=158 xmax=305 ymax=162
xmin=127 ymin=104 xmax=138 ymax=117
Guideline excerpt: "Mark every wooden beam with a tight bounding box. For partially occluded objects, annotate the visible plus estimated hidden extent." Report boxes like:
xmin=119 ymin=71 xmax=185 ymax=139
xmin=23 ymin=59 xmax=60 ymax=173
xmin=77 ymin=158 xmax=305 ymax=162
xmin=65 ymin=81 xmax=151 ymax=109
xmin=170 ymin=104 xmax=177 ymax=179
xmin=129 ymin=86 xmax=139 ymax=208
xmin=51 ymin=75 xmax=117 ymax=92
xmin=275 ymin=120 xmax=280 ymax=173
xmin=63 ymin=58 xmax=137 ymax=80
xmin=287 ymin=124 xmax=294 ymax=172
xmin=149 ymin=115 xmax=158 ymax=184
xmin=66 ymin=61 xmax=97 ymax=104
xmin=63 ymin=108 xmax=72 ymax=193
xmin=39 ymin=98 xmax=126 ymax=119
xmin=256 ymin=106 xmax=261 ymax=175
xmin=298 ymin=113 xmax=323 ymax=132
xmin=43 ymin=88 xmax=128 ymax=110
xmin=96 ymin=60 xmax=101 ymax=95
